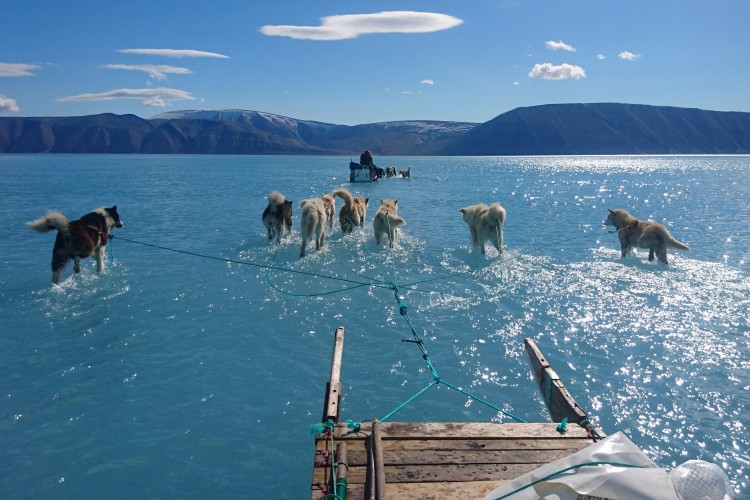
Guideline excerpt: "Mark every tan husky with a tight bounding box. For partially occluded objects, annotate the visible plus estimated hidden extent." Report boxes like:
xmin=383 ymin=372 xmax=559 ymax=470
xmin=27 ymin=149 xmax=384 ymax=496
xmin=332 ymin=188 xmax=369 ymax=234
xmin=373 ymin=199 xmax=406 ymax=248
xmin=299 ymin=197 xmax=329 ymax=257
xmin=604 ymin=208 xmax=689 ymax=264
xmin=460 ymin=202 xmax=506 ymax=255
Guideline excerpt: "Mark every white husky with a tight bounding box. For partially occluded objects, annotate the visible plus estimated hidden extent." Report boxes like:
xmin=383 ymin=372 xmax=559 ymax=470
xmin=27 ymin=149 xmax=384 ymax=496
xmin=459 ymin=202 xmax=507 ymax=255
xmin=299 ymin=197 xmax=329 ymax=257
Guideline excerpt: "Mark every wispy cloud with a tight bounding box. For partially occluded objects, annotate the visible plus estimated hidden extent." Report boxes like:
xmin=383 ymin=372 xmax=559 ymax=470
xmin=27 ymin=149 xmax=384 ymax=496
xmin=260 ymin=11 xmax=463 ymax=41
xmin=618 ymin=51 xmax=641 ymax=61
xmin=103 ymin=64 xmax=193 ymax=80
xmin=58 ymin=87 xmax=195 ymax=107
xmin=529 ymin=63 xmax=586 ymax=80
xmin=596 ymin=54 xmax=606 ymax=60
xmin=0 ymin=95 xmax=20 ymax=112
xmin=420 ymin=79 xmax=434 ymax=85
xmin=117 ymin=49 xmax=229 ymax=59
xmin=0 ymin=62 xmax=42 ymax=77
xmin=545 ymin=40 xmax=576 ymax=52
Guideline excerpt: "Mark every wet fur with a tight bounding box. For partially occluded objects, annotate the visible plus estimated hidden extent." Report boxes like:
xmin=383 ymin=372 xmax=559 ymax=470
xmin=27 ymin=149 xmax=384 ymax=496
xmin=373 ymin=199 xmax=406 ymax=248
xmin=460 ymin=202 xmax=506 ymax=255
xmin=262 ymin=191 xmax=292 ymax=244
xmin=400 ymin=166 xmax=411 ymax=179
xmin=321 ymin=194 xmax=336 ymax=232
xmin=604 ymin=208 xmax=689 ymax=264
xmin=332 ymin=188 xmax=369 ymax=234
xmin=299 ymin=197 xmax=329 ymax=257
xmin=27 ymin=206 xmax=124 ymax=283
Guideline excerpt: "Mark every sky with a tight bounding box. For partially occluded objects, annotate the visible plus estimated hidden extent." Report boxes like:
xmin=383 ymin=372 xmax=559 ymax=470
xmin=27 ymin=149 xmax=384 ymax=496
xmin=1 ymin=1 xmax=748 ymax=125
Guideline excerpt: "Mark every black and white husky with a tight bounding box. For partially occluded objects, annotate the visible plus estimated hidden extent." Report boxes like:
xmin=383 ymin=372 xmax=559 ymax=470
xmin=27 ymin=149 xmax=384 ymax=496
xmin=27 ymin=206 xmax=124 ymax=283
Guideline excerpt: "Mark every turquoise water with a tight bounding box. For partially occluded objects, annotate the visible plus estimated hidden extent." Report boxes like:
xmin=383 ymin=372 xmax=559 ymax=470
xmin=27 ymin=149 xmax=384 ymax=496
xmin=1 ymin=155 xmax=748 ymax=498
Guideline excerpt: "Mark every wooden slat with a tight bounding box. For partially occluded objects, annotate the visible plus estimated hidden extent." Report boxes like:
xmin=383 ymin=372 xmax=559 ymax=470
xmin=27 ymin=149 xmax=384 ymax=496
xmin=314 ymin=461 xmax=550 ymax=484
xmin=345 ymin=480 xmax=509 ymax=500
xmin=327 ymin=421 xmax=594 ymax=440
xmin=344 ymin=447 xmax=586 ymax=466
xmin=318 ymin=437 xmax=593 ymax=453
xmin=524 ymin=338 xmax=588 ymax=423
xmin=322 ymin=326 xmax=345 ymax=423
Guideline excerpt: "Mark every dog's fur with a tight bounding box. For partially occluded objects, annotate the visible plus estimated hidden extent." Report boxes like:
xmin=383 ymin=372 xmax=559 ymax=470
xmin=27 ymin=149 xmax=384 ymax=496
xmin=385 ymin=166 xmax=397 ymax=178
xmin=27 ymin=206 xmax=124 ymax=283
xmin=332 ymin=188 xmax=369 ymax=234
xmin=604 ymin=208 xmax=689 ymax=264
xmin=262 ymin=191 xmax=292 ymax=244
xmin=321 ymin=194 xmax=336 ymax=232
xmin=373 ymin=199 xmax=406 ymax=248
xmin=299 ymin=197 xmax=330 ymax=257
xmin=460 ymin=202 xmax=507 ymax=255
xmin=400 ymin=166 xmax=411 ymax=179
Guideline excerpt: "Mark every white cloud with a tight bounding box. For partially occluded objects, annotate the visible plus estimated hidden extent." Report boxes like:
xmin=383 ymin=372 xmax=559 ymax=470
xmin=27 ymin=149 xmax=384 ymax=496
xmin=103 ymin=64 xmax=193 ymax=80
xmin=117 ymin=49 xmax=229 ymax=59
xmin=597 ymin=54 xmax=606 ymax=60
xmin=618 ymin=51 xmax=641 ymax=61
xmin=529 ymin=63 xmax=586 ymax=80
xmin=513 ymin=81 xmax=520 ymax=86
xmin=545 ymin=40 xmax=576 ymax=52
xmin=260 ymin=11 xmax=463 ymax=41
xmin=0 ymin=62 xmax=42 ymax=77
xmin=58 ymin=87 xmax=195 ymax=107
xmin=0 ymin=95 xmax=20 ymax=112
xmin=420 ymin=79 xmax=434 ymax=85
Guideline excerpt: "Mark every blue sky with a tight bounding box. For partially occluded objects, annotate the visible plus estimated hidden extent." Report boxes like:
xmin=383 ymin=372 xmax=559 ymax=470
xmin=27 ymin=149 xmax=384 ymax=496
xmin=1 ymin=1 xmax=748 ymax=125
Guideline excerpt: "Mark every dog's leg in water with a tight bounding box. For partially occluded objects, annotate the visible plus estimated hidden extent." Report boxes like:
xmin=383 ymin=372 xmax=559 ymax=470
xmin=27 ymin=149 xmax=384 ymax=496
xmin=95 ymin=246 xmax=105 ymax=272
xmin=74 ymin=256 xmax=81 ymax=274
xmin=496 ymin=226 xmax=503 ymax=255
xmin=52 ymin=270 xmax=61 ymax=284
xmin=300 ymin=239 xmax=307 ymax=257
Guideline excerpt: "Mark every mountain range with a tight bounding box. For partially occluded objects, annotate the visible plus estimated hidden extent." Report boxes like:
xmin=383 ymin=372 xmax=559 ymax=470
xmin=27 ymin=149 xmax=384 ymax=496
xmin=1 ymin=103 xmax=748 ymax=155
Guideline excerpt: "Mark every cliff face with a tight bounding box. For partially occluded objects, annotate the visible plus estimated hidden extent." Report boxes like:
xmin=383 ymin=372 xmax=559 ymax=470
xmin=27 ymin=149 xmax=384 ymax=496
xmin=1 ymin=104 xmax=749 ymax=155
xmin=442 ymin=104 xmax=750 ymax=155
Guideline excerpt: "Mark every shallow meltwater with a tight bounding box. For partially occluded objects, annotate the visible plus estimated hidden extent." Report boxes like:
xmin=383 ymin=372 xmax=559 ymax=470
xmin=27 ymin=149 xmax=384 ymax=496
xmin=1 ymin=154 xmax=748 ymax=497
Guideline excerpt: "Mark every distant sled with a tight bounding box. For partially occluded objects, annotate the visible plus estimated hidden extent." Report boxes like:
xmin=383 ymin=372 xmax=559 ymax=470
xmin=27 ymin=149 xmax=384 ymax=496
xmin=349 ymin=161 xmax=376 ymax=183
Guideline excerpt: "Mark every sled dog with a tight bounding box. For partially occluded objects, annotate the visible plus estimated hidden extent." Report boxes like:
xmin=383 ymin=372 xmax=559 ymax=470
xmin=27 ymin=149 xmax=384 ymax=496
xmin=460 ymin=202 xmax=506 ymax=255
xmin=262 ymin=191 xmax=292 ymax=244
xmin=373 ymin=199 xmax=406 ymax=248
xmin=27 ymin=206 xmax=124 ymax=283
xmin=332 ymin=188 xmax=369 ymax=234
xmin=604 ymin=208 xmax=689 ymax=264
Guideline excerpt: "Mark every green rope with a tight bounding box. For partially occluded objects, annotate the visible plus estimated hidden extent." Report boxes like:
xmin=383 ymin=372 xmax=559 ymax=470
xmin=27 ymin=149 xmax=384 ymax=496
xmin=380 ymin=380 xmax=439 ymax=422
xmin=490 ymin=460 xmax=648 ymax=500
xmin=111 ymin=235 xmax=390 ymax=293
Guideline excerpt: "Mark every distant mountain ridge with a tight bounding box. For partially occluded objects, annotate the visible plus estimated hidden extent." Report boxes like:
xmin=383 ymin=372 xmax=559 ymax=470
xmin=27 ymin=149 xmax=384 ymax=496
xmin=1 ymin=103 xmax=748 ymax=155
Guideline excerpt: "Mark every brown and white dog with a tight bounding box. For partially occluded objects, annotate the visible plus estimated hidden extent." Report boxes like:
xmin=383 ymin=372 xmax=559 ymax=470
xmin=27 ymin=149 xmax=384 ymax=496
xmin=27 ymin=206 xmax=124 ymax=283
xmin=332 ymin=188 xmax=369 ymax=234
xmin=373 ymin=199 xmax=406 ymax=248
xmin=603 ymin=208 xmax=689 ymax=264
xmin=459 ymin=202 xmax=506 ymax=255
xmin=262 ymin=191 xmax=292 ymax=244
xmin=299 ymin=197 xmax=330 ymax=257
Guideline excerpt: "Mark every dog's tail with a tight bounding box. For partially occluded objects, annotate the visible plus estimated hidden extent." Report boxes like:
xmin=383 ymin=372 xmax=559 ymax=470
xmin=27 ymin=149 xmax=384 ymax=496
xmin=667 ymin=235 xmax=690 ymax=252
xmin=332 ymin=188 xmax=354 ymax=209
xmin=267 ymin=191 xmax=285 ymax=208
xmin=26 ymin=211 xmax=70 ymax=236
xmin=381 ymin=213 xmax=406 ymax=228
xmin=488 ymin=203 xmax=506 ymax=225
